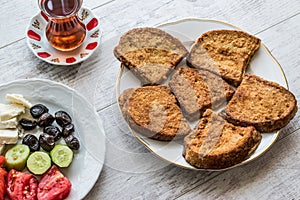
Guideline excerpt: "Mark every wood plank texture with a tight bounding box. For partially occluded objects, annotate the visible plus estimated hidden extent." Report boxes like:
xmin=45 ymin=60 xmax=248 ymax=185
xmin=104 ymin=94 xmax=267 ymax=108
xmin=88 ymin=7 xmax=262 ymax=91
xmin=0 ymin=0 xmax=299 ymax=199
xmin=0 ymin=0 xmax=113 ymax=48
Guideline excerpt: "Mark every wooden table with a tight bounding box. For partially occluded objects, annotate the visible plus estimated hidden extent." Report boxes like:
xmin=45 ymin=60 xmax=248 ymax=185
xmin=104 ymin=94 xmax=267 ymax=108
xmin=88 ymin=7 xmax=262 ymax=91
xmin=1 ymin=0 xmax=299 ymax=199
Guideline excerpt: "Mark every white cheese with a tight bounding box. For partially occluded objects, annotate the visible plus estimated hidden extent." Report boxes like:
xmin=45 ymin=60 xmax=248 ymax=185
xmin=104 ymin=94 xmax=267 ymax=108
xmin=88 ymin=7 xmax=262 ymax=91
xmin=0 ymin=129 xmax=18 ymax=144
xmin=0 ymin=103 xmax=25 ymax=121
xmin=0 ymin=144 xmax=5 ymax=155
xmin=18 ymin=108 xmax=34 ymax=120
xmin=6 ymin=94 xmax=32 ymax=108
xmin=0 ymin=117 xmax=18 ymax=129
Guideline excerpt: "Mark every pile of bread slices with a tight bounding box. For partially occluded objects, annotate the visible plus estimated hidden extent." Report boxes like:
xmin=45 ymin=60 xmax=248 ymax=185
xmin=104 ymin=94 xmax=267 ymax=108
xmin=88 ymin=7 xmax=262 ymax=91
xmin=114 ymin=27 xmax=297 ymax=169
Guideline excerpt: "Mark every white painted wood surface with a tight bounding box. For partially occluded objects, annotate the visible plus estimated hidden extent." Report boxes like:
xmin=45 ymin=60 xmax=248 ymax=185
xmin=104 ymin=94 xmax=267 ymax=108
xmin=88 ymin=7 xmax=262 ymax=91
xmin=1 ymin=0 xmax=300 ymax=199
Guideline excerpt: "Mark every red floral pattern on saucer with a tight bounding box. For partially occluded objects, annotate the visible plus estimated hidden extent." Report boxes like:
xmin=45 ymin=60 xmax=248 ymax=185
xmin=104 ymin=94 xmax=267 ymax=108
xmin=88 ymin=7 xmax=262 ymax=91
xmin=26 ymin=7 xmax=101 ymax=66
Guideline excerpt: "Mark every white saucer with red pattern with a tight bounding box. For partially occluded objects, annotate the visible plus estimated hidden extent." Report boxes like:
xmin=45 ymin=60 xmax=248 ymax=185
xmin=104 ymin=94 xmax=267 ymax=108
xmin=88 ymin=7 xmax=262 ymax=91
xmin=26 ymin=7 xmax=101 ymax=65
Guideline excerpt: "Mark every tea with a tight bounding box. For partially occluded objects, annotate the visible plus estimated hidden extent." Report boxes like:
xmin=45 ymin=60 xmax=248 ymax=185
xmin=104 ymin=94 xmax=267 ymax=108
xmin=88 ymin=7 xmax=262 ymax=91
xmin=45 ymin=16 xmax=86 ymax=51
xmin=39 ymin=0 xmax=86 ymax=51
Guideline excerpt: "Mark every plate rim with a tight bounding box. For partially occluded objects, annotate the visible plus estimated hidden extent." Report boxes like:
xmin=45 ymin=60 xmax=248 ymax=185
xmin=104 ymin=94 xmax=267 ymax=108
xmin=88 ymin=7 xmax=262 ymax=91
xmin=0 ymin=78 xmax=106 ymax=198
xmin=115 ymin=17 xmax=287 ymax=171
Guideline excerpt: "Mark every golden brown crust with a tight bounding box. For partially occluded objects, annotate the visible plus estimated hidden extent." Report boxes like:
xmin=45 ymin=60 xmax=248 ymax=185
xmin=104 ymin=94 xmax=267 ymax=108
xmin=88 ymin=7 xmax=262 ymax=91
xmin=118 ymin=86 xmax=191 ymax=141
xmin=225 ymin=74 xmax=298 ymax=132
xmin=114 ymin=28 xmax=188 ymax=85
xmin=183 ymin=109 xmax=262 ymax=169
xmin=169 ymin=68 xmax=235 ymax=121
xmin=187 ymin=30 xmax=261 ymax=86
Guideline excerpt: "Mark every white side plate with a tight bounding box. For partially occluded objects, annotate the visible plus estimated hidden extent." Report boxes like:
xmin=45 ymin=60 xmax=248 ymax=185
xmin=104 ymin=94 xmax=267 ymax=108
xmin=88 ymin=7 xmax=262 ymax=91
xmin=0 ymin=79 xmax=106 ymax=198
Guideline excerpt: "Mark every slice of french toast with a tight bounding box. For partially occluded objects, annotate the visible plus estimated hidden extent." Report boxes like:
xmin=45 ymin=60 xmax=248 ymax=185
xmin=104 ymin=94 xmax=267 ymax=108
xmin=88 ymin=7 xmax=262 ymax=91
xmin=183 ymin=109 xmax=261 ymax=169
xmin=169 ymin=68 xmax=234 ymax=121
xmin=114 ymin=27 xmax=188 ymax=85
xmin=187 ymin=30 xmax=261 ymax=86
xmin=225 ymin=74 xmax=298 ymax=132
xmin=118 ymin=85 xmax=191 ymax=141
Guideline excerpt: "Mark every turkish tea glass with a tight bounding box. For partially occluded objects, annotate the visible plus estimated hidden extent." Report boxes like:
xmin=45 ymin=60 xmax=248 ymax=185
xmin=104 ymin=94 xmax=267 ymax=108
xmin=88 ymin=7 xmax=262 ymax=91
xmin=39 ymin=0 xmax=86 ymax=51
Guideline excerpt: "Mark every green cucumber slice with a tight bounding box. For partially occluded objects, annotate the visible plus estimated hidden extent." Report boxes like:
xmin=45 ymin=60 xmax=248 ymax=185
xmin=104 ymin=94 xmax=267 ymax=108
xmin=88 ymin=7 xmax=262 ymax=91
xmin=27 ymin=151 xmax=51 ymax=175
xmin=50 ymin=145 xmax=73 ymax=168
xmin=5 ymin=144 xmax=30 ymax=171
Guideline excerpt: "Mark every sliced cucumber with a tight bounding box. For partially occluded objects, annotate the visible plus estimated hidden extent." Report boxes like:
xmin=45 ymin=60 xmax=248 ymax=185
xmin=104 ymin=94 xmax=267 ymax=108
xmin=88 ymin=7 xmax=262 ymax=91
xmin=50 ymin=145 xmax=73 ymax=168
xmin=27 ymin=151 xmax=51 ymax=175
xmin=5 ymin=144 xmax=30 ymax=171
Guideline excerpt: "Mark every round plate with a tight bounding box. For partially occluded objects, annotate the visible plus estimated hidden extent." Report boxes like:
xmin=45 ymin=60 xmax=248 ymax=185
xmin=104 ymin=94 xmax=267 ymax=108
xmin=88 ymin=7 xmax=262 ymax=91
xmin=0 ymin=79 xmax=105 ymax=198
xmin=26 ymin=7 xmax=101 ymax=65
xmin=116 ymin=18 xmax=287 ymax=170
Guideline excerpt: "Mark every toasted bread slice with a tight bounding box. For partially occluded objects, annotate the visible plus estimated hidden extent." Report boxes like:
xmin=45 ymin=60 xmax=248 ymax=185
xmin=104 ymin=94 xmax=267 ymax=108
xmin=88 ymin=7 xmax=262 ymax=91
xmin=225 ymin=74 xmax=298 ymax=132
xmin=187 ymin=30 xmax=261 ymax=86
xmin=169 ymin=68 xmax=235 ymax=121
xmin=114 ymin=28 xmax=188 ymax=85
xmin=118 ymin=85 xmax=191 ymax=141
xmin=183 ymin=109 xmax=261 ymax=169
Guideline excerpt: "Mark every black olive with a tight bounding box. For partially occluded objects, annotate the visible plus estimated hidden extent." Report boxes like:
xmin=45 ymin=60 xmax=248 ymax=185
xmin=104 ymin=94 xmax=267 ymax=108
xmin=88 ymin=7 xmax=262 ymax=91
xmin=39 ymin=133 xmax=55 ymax=151
xmin=37 ymin=113 xmax=54 ymax=127
xmin=64 ymin=135 xmax=80 ymax=150
xmin=22 ymin=134 xmax=40 ymax=152
xmin=62 ymin=124 xmax=75 ymax=138
xmin=55 ymin=111 xmax=72 ymax=127
xmin=30 ymin=104 xmax=49 ymax=118
xmin=19 ymin=119 xmax=37 ymax=130
xmin=44 ymin=126 xmax=62 ymax=141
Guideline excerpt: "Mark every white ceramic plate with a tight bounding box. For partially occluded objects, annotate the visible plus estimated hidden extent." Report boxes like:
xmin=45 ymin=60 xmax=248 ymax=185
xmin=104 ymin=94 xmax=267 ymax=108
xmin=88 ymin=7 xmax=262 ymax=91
xmin=116 ymin=18 xmax=287 ymax=170
xmin=26 ymin=7 xmax=101 ymax=65
xmin=0 ymin=79 xmax=105 ymax=199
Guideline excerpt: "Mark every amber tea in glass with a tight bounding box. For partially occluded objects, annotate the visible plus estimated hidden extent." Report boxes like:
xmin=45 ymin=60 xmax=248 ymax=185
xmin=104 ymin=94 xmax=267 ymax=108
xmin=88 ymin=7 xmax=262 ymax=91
xmin=39 ymin=0 xmax=86 ymax=51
